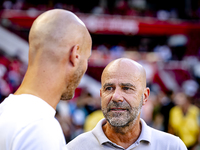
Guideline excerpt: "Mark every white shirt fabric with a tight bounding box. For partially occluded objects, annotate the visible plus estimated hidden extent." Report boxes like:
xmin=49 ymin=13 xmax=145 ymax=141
xmin=66 ymin=118 xmax=187 ymax=150
xmin=0 ymin=94 xmax=67 ymax=150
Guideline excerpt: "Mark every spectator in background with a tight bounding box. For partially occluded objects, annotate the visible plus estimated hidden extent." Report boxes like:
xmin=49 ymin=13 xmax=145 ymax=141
xmin=151 ymin=91 xmax=165 ymax=131
xmin=160 ymin=90 xmax=175 ymax=132
xmin=0 ymin=50 xmax=14 ymax=102
xmin=0 ymin=9 xmax=92 ymax=150
xmin=68 ymin=89 xmax=102 ymax=139
xmin=84 ymin=109 xmax=104 ymax=132
xmin=55 ymin=108 xmax=72 ymax=143
xmin=169 ymin=92 xmax=200 ymax=150
xmin=140 ymin=91 xmax=155 ymax=126
xmin=66 ymin=58 xmax=187 ymax=150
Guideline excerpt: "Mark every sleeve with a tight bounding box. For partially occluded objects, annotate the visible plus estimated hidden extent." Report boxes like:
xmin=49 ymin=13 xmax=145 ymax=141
xmin=12 ymin=118 xmax=66 ymax=150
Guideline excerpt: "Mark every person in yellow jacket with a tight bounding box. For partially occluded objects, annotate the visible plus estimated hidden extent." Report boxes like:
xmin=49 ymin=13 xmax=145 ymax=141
xmin=84 ymin=109 xmax=104 ymax=132
xmin=169 ymin=92 xmax=199 ymax=149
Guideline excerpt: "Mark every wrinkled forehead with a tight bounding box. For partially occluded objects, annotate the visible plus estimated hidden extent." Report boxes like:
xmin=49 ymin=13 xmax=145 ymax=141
xmin=101 ymin=60 xmax=144 ymax=86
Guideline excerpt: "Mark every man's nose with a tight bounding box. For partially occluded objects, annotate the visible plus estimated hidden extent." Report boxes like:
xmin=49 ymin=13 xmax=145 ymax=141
xmin=111 ymin=88 xmax=124 ymax=103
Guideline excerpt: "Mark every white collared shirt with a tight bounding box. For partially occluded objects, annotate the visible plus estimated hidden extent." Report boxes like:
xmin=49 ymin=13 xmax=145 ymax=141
xmin=66 ymin=118 xmax=187 ymax=150
xmin=0 ymin=94 xmax=66 ymax=150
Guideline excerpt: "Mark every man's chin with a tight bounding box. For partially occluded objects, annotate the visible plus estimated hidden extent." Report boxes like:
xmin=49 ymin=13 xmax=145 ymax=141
xmin=60 ymin=93 xmax=74 ymax=101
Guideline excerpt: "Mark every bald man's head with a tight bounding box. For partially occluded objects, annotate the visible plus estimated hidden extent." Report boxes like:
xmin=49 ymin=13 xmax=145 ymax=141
xmin=28 ymin=9 xmax=91 ymax=65
xmin=100 ymin=58 xmax=150 ymax=128
xmin=14 ymin=9 xmax=92 ymax=108
xmin=101 ymin=58 xmax=147 ymax=89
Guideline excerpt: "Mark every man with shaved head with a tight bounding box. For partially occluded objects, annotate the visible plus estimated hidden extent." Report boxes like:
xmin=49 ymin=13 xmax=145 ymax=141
xmin=0 ymin=9 xmax=92 ymax=150
xmin=66 ymin=58 xmax=187 ymax=150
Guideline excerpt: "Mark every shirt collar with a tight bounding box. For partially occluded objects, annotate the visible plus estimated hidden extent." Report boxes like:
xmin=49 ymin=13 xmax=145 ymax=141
xmin=92 ymin=118 xmax=109 ymax=145
xmin=137 ymin=118 xmax=151 ymax=144
xmin=92 ymin=118 xmax=151 ymax=146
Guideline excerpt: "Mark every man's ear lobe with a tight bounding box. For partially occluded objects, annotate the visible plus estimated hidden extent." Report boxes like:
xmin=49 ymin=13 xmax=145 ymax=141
xmin=70 ymin=44 xmax=80 ymax=67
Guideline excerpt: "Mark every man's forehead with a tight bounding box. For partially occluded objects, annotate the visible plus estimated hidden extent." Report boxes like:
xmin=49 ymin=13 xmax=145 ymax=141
xmin=102 ymin=67 xmax=140 ymax=81
xmin=103 ymin=82 xmax=136 ymax=87
xmin=102 ymin=73 xmax=140 ymax=86
xmin=101 ymin=58 xmax=146 ymax=88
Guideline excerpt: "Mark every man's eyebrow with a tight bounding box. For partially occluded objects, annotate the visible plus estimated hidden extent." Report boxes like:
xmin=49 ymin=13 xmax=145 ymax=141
xmin=103 ymin=83 xmax=114 ymax=89
xmin=120 ymin=83 xmax=136 ymax=88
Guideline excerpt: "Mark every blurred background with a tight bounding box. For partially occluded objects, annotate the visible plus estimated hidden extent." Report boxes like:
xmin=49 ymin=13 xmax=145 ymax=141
xmin=0 ymin=0 xmax=200 ymax=149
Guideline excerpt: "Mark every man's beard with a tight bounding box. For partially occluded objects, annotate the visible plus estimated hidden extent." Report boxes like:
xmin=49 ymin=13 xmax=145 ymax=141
xmin=102 ymin=96 xmax=143 ymax=127
xmin=60 ymin=64 xmax=84 ymax=100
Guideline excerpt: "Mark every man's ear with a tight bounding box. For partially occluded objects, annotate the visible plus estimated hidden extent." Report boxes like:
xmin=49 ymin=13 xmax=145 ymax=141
xmin=100 ymin=89 xmax=102 ymax=98
xmin=142 ymin=87 xmax=150 ymax=105
xmin=70 ymin=44 xmax=80 ymax=67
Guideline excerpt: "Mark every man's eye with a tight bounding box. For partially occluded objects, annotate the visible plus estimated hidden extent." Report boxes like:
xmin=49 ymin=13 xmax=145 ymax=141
xmin=105 ymin=87 xmax=113 ymax=91
xmin=123 ymin=87 xmax=130 ymax=90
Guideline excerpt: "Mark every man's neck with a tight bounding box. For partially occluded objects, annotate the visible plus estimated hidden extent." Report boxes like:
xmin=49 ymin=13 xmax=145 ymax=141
xmin=102 ymin=118 xmax=142 ymax=149
xmin=14 ymin=68 xmax=65 ymax=110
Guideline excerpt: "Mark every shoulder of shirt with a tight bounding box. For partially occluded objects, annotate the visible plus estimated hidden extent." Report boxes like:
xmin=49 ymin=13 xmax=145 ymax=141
xmin=15 ymin=117 xmax=63 ymax=139
xmin=140 ymin=118 xmax=186 ymax=148
xmin=66 ymin=131 xmax=97 ymax=149
xmin=149 ymin=126 xmax=177 ymax=139
xmin=11 ymin=118 xmax=65 ymax=149
xmin=148 ymin=125 xmax=187 ymax=148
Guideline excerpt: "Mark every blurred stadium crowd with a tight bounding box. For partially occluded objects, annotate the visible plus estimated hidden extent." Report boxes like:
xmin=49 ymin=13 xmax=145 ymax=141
xmin=1 ymin=0 xmax=200 ymax=150
xmin=1 ymin=0 xmax=200 ymax=20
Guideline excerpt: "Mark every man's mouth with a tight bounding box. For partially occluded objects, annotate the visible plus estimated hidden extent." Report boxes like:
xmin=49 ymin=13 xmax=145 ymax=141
xmin=109 ymin=108 xmax=127 ymax=111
